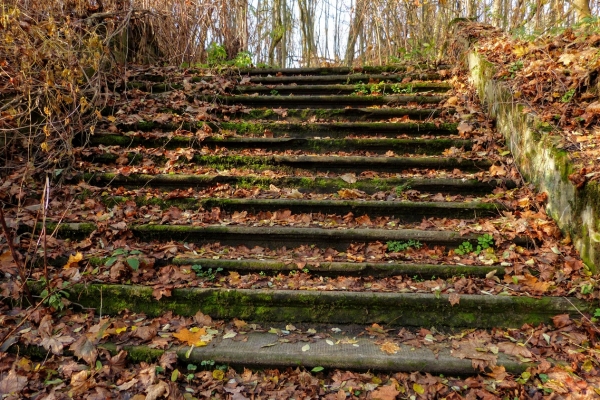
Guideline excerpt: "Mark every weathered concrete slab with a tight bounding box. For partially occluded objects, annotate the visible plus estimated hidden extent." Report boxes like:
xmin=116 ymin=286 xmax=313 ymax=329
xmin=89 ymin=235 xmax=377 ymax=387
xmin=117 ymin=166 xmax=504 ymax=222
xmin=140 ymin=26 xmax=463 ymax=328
xmin=181 ymin=332 xmax=531 ymax=374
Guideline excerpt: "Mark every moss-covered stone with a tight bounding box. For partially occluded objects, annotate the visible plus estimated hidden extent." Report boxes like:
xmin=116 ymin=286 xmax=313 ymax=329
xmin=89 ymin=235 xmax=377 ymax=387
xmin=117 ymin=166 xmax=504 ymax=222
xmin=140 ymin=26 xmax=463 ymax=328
xmin=28 ymin=283 xmax=593 ymax=328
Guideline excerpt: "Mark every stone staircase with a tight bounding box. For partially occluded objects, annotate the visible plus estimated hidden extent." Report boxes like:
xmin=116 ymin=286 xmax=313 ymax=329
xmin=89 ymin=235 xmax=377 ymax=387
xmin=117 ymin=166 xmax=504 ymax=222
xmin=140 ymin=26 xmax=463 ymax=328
xmin=17 ymin=64 xmax=595 ymax=383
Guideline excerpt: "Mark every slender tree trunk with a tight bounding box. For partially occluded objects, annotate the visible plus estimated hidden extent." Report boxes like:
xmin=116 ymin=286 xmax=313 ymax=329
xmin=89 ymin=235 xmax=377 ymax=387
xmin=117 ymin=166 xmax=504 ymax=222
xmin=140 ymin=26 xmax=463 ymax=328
xmin=573 ymin=0 xmax=592 ymax=21
xmin=345 ymin=0 xmax=365 ymax=66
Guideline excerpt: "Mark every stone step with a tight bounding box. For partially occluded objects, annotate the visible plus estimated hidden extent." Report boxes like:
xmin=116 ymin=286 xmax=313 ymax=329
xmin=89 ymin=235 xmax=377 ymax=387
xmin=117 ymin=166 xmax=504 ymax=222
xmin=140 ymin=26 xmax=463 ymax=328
xmin=122 ymin=81 xmax=450 ymax=95
xmin=81 ymin=173 xmax=515 ymax=194
xmin=112 ymin=332 xmax=530 ymax=375
xmin=105 ymin=196 xmax=502 ymax=221
xmin=233 ymin=107 xmax=448 ymax=121
xmin=245 ymin=72 xmax=443 ymax=85
xmin=106 ymin=120 xmax=457 ymax=137
xmin=29 ymin=283 xmax=589 ymax=328
xmin=170 ymin=257 xmax=503 ymax=278
xmin=129 ymin=225 xmax=529 ymax=250
xmin=36 ymin=223 xmax=527 ymax=250
xmin=234 ymin=83 xmax=451 ymax=96
xmin=195 ymin=94 xmax=445 ymax=109
xmin=88 ymin=134 xmax=470 ymax=154
xmin=10 ymin=332 xmax=530 ymax=375
xmin=234 ymin=65 xmax=449 ymax=76
xmin=88 ymin=153 xmax=491 ymax=173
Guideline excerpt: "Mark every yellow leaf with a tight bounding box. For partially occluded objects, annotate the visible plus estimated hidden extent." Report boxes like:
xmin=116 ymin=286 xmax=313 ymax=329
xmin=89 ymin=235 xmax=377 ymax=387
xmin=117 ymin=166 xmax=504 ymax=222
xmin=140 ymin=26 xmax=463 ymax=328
xmin=41 ymin=142 xmax=49 ymax=152
xmin=115 ymin=327 xmax=127 ymax=334
xmin=413 ymin=383 xmax=425 ymax=395
xmin=107 ymin=115 xmax=117 ymax=122
xmin=212 ymin=369 xmax=225 ymax=380
xmin=513 ymin=45 xmax=527 ymax=57
xmin=379 ymin=341 xmax=400 ymax=354
xmin=173 ymin=328 xmax=208 ymax=346
xmin=63 ymin=252 xmax=83 ymax=269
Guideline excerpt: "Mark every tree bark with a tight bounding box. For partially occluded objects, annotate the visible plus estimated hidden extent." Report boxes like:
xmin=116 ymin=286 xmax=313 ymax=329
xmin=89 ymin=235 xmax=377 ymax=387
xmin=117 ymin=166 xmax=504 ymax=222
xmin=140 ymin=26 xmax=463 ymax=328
xmin=572 ymin=0 xmax=592 ymax=21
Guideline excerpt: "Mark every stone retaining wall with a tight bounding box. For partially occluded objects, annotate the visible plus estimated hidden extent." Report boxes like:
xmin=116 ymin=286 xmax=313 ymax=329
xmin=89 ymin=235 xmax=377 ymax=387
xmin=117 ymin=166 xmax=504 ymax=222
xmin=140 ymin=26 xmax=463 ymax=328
xmin=468 ymin=51 xmax=600 ymax=272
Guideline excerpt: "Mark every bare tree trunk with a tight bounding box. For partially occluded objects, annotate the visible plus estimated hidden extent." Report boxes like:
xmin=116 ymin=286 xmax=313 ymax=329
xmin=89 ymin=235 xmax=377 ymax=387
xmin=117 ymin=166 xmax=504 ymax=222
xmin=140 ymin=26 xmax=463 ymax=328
xmin=573 ymin=0 xmax=592 ymax=21
xmin=298 ymin=0 xmax=317 ymax=66
xmin=345 ymin=0 xmax=365 ymax=66
xmin=492 ymin=0 xmax=502 ymax=27
xmin=268 ymin=0 xmax=283 ymax=66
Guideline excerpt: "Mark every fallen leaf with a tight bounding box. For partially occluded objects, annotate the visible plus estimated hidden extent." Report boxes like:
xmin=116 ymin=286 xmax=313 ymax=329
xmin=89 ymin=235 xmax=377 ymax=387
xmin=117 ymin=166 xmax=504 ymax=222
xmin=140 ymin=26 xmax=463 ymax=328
xmin=413 ymin=382 xmax=425 ymax=395
xmin=448 ymin=292 xmax=460 ymax=306
xmin=552 ymin=314 xmax=572 ymax=328
xmin=193 ymin=311 xmax=213 ymax=327
xmin=159 ymin=352 xmax=178 ymax=370
xmin=133 ymin=321 xmax=159 ymax=342
xmin=70 ymin=335 xmax=98 ymax=365
xmin=340 ymin=173 xmax=357 ymax=184
xmin=145 ymin=380 xmax=169 ymax=400
xmin=0 ymin=369 xmax=27 ymax=395
xmin=457 ymin=121 xmax=474 ymax=135
xmin=379 ymin=341 xmax=400 ymax=354
xmin=173 ymin=328 xmax=208 ymax=346
xmin=63 ymin=252 xmax=83 ymax=269
xmin=497 ymin=342 xmax=532 ymax=358
xmin=371 ymin=384 xmax=399 ymax=400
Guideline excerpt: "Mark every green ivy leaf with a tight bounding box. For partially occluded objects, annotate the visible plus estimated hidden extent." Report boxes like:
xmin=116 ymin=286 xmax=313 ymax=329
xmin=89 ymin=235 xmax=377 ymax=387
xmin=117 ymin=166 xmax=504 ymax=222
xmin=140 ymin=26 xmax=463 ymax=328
xmin=126 ymin=258 xmax=140 ymax=270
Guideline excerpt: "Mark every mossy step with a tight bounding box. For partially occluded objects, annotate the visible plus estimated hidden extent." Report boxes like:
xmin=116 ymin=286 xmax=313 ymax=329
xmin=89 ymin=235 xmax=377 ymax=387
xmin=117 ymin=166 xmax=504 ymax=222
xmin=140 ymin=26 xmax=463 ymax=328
xmin=89 ymin=135 xmax=471 ymax=154
xmin=237 ymin=107 xmax=447 ymax=121
xmin=122 ymin=81 xmax=451 ymax=95
xmin=8 ymin=333 xmax=530 ymax=375
xmin=216 ymin=121 xmax=458 ymax=137
xmin=246 ymin=72 xmax=443 ymax=85
xmin=105 ymin=105 xmax=450 ymax=122
xmin=82 ymin=173 xmax=516 ymax=194
xmin=110 ymin=120 xmax=457 ymax=137
xmin=234 ymin=83 xmax=451 ymax=96
xmin=28 ymin=283 xmax=591 ymax=328
xmin=90 ymin=153 xmax=491 ymax=173
xmin=171 ymin=257 xmax=504 ymax=278
xmin=234 ymin=65 xmax=448 ymax=76
xmin=130 ymin=225 xmax=530 ymax=250
xmin=107 ymin=197 xmax=502 ymax=221
xmin=194 ymin=94 xmax=445 ymax=109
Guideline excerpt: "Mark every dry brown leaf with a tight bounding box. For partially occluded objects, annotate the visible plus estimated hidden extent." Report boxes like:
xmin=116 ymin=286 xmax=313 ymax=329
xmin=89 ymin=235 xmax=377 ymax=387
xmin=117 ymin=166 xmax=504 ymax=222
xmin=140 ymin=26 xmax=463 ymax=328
xmin=133 ymin=321 xmax=159 ymax=342
xmin=70 ymin=335 xmax=98 ymax=365
xmin=340 ymin=173 xmax=357 ymax=184
xmin=552 ymin=314 xmax=572 ymax=328
xmin=448 ymin=292 xmax=460 ymax=306
xmin=145 ymin=380 xmax=170 ymax=400
xmin=193 ymin=311 xmax=213 ymax=327
xmin=159 ymin=352 xmax=178 ymax=370
xmin=489 ymin=164 xmax=507 ymax=176
xmin=379 ymin=341 xmax=400 ymax=355
xmin=457 ymin=121 xmax=474 ymax=135
xmin=486 ymin=365 xmax=508 ymax=381
xmin=0 ymin=369 xmax=27 ymax=395
xmin=371 ymin=384 xmax=399 ymax=400
xmin=497 ymin=342 xmax=532 ymax=358
xmin=338 ymin=188 xmax=362 ymax=199
xmin=450 ymin=341 xmax=497 ymax=371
